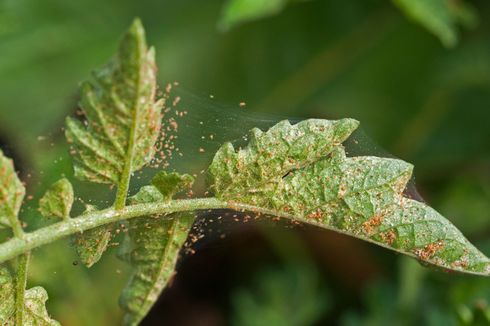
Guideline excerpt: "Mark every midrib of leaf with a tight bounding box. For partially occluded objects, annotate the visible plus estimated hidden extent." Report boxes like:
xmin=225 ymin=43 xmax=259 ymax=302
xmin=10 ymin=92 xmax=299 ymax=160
xmin=114 ymin=53 xmax=143 ymax=210
xmin=0 ymin=197 xmax=487 ymax=276
xmin=143 ymin=217 xmax=182 ymax=302
xmin=210 ymin=119 xmax=490 ymax=275
xmin=15 ymin=252 xmax=30 ymax=325
xmin=121 ymin=214 xmax=194 ymax=326
xmin=231 ymin=201 xmax=490 ymax=277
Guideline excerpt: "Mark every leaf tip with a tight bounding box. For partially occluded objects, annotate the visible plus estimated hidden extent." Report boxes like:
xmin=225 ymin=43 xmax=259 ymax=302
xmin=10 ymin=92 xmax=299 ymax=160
xmin=129 ymin=17 xmax=145 ymax=37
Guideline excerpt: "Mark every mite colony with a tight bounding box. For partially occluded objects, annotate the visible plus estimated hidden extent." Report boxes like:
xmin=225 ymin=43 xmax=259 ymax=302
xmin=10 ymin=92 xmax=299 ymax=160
xmin=149 ymin=82 xmax=187 ymax=169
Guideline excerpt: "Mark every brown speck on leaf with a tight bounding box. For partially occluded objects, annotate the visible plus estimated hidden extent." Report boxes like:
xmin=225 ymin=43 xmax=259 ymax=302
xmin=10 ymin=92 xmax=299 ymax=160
xmin=415 ymin=240 xmax=445 ymax=261
xmin=362 ymin=214 xmax=384 ymax=235
xmin=307 ymin=209 xmax=323 ymax=220
xmin=172 ymin=96 xmax=181 ymax=107
xmin=380 ymin=230 xmax=397 ymax=245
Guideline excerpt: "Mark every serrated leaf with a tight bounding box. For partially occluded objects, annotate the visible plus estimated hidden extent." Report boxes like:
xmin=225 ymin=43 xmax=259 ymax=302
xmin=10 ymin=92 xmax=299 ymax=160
xmin=151 ymin=171 xmax=194 ymax=201
xmin=65 ymin=18 xmax=162 ymax=184
xmin=39 ymin=178 xmax=74 ymax=220
xmin=209 ymin=119 xmax=490 ymax=275
xmin=393 ymin=0 xmax=477 ymax=47
xmin=73 ymin=225 xmax=113 ymax=268
xmin=119 ymin=186 xmax=195 ymax=326
xmin=0 ymin=149 xmax=25 ymax=230
xmin=67 ymin=19 xmax=163 ymax=267
xmin=0 ymin=266 xmax=59 ymax=325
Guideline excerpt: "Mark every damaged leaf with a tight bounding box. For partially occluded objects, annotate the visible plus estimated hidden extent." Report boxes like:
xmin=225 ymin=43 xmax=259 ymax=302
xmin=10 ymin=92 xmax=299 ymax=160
xmin=65 ymin=18 xmax=163 ymax=185
xmin=67 ymin=18 xmax=164 ymax=267
xmin=0 ymin=150 xmax=25 ymax=231
xmin=119 ymin=175 xmax=195 ymax=326
xmin=39 ymin=178 xmax=74 ymax=220
xmin=209 ymin=119 xmax=490 ymax=275
xmin=73 ymin=225 xmax=113 ymax=268
xmin=0 ymin=266 xmax=59 ymax=325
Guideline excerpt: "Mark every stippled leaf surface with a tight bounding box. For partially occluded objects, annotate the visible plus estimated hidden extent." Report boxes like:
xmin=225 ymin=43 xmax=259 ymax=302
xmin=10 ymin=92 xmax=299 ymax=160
xmin=0 ymin=149 xmax=25 ymax=229
xmin=0 ymin=266 xmax=59 ymax=325
xmin=67 ymin=19 xmax=163 ymax=267
xmin=73 ymin=225 xmax=113 ymax=268
xmin=39 ymin=178 xmax=74 ymax=220
xmin=152 ymin=171 xmax=194 ymax=200
xmin=120 ymin=173 xmax=195 ymax=326
xmin=72 ymin=203 xmax=113 ymax=268
xmin=393 ymin=0 xmax=477 ymax=47
xmin=209 ymin=119 xmax=490 ymax=275
xmin=120 ymin=211 xmax=194 ymax=326
xmin=65 ymin=18 xmax=162 ymax=184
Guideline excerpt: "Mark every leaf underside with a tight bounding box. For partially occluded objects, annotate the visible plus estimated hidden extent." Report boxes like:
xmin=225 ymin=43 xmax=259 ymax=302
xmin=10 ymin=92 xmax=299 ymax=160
xmin=0 ymin=150 xmax=25 ymax=229
xmin=66 ymin=18 xmax=164 ymax=267
xmin=73 ymin=225 xmax=113 ymax=268
xmin=120 ymin=184 xmax=195 ymax=326
xmin=65 ymin=18 xmax=162 ymax=184
xmin=0 ymin=267 xmax=59 ymax=325
xmin=39 ymin=178 xmax=74 ymax=220
xmin=209 ymin=119 xmax=490 ymax=276
xmin=120 ymin=212 xmax=194 ymax=326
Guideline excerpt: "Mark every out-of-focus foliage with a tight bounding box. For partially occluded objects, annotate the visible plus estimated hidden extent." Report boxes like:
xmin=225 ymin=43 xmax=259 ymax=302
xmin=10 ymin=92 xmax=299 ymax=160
xmin=341 ymin=256 xmax=490 ymax=325
xmin=220 ymin=0 xmax=477 ymax=47
xmin=0 ymin=0 xmax=489 ymax=325
xmin=392 ymin=0 xmax=477 ymax=47
xmin=232 ymin=264 xmax=328 ymax=326
xmin=219 ymin=0 xmax=292 ymax=31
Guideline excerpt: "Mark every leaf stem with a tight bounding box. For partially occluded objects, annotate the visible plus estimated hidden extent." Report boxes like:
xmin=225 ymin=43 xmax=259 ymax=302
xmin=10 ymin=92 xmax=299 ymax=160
xmin=6 ymin=210 xmax=25 ymax=239
xmin=15 ymin=251 xmax=30 ymax=325
xmin=0 ymin=198 xmax=228 ymax=264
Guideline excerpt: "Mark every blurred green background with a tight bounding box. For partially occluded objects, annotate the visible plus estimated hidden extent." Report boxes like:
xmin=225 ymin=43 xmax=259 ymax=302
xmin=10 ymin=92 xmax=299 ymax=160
xmin=1 ymin=0 xmax=490 ymax=325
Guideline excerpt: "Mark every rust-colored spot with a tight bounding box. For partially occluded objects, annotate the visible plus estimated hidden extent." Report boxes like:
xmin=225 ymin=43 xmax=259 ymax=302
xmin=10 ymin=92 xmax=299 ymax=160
xmin=380 ymin=229 xmax=397 ymax=245
xmin=307 ymin=209 xmax=323 ymax=220
xmin=414 ymin=240 xmax=445 ymax=261
xmin=362 ymin=214 xmax=383 ymax=235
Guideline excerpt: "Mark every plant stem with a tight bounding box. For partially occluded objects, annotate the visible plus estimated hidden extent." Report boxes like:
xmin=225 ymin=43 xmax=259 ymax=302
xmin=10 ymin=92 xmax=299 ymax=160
xmin=15 ymin=252 xmax=30 ymax=325
xmin=6 ymin=210 xmax=24 ymax=240
xmin=0 ymin=197 xmax=285 ymax=264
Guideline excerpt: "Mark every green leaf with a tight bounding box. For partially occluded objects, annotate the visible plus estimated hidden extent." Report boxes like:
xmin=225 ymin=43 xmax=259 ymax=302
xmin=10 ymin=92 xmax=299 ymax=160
xmin=130 ymin=185 xmax=164 ymax=205
xmin=0 ymin=266 xmax=59 ymax=325
xmin=0 ymin=149 xmax=25 ymax=230
xmin=72 ymin=201 xmax=113 ymax=268
xmin=151 ymin=171 xmax=194 ymax=201
xmin=393 ymin=0 xmax=477 ymax=47
xmin=67 ymin=18 xmax=163 ymax=266
xmin=209 ymin=119 xmax=490 ymax=275
xmin=73 ymin=225 xmax=113 ymax=268
xmin=219 ymin=0 xmax=290 ymax=30
xmin=119 ymin=185 xmax=195 ymax=326
xmin=65 ymin=18 xmax=163 ymax=185
xmin=38 ymin=178 xmax=74 ymax=220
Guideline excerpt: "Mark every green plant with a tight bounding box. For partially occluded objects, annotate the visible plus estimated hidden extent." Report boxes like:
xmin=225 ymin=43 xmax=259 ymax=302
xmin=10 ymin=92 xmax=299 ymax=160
xmin=0 ymin=18 xmax=488 ymax=326
xmin=219 ymin=0 xmax=477 ymax=47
